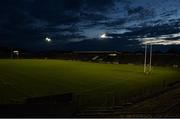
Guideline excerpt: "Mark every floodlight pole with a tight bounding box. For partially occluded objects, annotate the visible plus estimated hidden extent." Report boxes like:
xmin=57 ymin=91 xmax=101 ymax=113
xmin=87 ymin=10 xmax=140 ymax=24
xmin=144 ymin=44 xmax=147 ymax=73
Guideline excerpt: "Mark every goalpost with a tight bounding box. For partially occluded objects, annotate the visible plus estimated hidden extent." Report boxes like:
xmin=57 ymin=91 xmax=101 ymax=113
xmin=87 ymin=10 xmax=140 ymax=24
xmin=144 ymin=43 xmax=153 ymax=73
xmin=143 ymin=37 xmax=180 ymax=73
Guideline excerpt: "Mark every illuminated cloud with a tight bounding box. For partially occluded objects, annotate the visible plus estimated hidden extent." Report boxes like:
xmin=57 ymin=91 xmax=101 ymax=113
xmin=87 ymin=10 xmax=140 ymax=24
xmin=100 ymin=33 xmax=113 ymax=39
xmin=100 ymin=33 xmax=107 ymax=38
xmin=142 ymin=39 xmax=180 ymax=45
xmin=172 ymin=33 xmax=180 ymax=37
xmin=139 ymin=33 xmax=180 ymax=45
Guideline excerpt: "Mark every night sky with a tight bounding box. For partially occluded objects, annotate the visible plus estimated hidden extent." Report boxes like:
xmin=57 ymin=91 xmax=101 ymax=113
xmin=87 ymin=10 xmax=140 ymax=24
xmin=0 ymin=0 xmax=180 ymax=51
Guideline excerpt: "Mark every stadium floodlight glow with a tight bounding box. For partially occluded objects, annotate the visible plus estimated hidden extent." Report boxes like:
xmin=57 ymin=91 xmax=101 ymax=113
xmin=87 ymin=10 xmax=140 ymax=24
xmin=45 ymin=37 xmax=52 ymax=42
xmin=13 ymin=50 xmax=19 ymax=58
xmin=100 ymin=33 xmax=107 ymax=39
xmin=100 ymin=33 xmax=113 ymax=39
xmin=13 ymin=51 xmax=19 ymax=54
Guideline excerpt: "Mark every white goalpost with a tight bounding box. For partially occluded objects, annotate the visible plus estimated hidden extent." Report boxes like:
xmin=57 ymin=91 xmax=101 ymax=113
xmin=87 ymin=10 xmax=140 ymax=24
xmin=144 ymin=43 xmax=153 ymax=73
xmin=143 ymin=37 xmax=180 ymax=73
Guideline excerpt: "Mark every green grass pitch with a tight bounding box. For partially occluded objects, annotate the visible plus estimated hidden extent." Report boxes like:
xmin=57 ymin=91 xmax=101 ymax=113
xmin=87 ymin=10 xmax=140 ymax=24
xmin=0 ymin=59 xmax=179 ymax=105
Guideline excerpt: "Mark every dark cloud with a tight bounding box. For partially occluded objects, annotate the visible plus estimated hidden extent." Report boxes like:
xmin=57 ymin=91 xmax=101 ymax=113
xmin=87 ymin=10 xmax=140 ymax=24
xmin=0 ymin=0 xmax=115 ymax=44
xmin=83 ymin=0 xmax=115 ymax=11
xmin=0 ymin=0 xmax=180 ymax=51
xmin=127 ymin=6 xmax=154 ymax=17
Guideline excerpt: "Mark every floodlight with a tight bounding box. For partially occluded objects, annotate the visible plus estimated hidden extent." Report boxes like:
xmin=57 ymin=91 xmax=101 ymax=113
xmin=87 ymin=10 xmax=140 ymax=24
xmin=100 ymin=33 xmax=107 ymax=39
xmin=45 ymin=37 xmax=52 ymax=42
